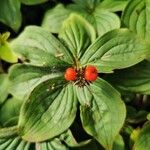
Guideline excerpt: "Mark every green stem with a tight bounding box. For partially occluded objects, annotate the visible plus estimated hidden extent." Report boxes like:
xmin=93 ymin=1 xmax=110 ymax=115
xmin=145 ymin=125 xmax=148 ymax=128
xmin=74 ymin=57 xmax=80 ymax=70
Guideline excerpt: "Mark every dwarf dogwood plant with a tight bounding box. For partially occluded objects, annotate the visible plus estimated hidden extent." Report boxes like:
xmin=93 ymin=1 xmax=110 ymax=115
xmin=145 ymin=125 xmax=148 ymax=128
xmin=2 ymin=14 xmax=149 ymax=150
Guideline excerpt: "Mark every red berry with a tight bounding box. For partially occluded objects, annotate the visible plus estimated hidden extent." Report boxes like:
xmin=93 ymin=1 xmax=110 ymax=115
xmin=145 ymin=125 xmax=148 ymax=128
xmin=64 ymin=67 xmax=76 ymax=81
xmin=84 ymin=66 xmax=98 ymax=81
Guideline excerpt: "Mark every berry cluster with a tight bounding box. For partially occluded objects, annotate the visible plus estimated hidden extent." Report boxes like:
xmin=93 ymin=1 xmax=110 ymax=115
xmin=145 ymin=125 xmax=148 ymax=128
xmin=64 ymin=66 xmax=98 ymax=86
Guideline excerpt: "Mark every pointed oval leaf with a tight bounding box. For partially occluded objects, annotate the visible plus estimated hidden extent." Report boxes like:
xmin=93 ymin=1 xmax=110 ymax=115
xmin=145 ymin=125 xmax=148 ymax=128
xmin=59 ymin=13 xmax=96 ymax=60
xmin=98 ymin=0 xmax=128 ymax=12
xmin=8 ymin=64 xmax=65 ymax=99
xmin=134 ymin=122 xmax=150 ymax=150
xmin=105 ymin=60 xmax=150 ymax=95
xmin=11 ymin=26 xmax=73 ymax=66
xmin=0 ymin=97 xmax=22 ymax=127
xmin=0 ymin=0 xmax=21 ymax=32
xmin=93 ymin=10 xmax=120 ymax=37
xmin=18 ymin=79 xmax=78 ymax=142
xmin=42 ymin=4 xmax=71 ymax=33
xmin=80 ymin=78 xmax=126 ymax=150
xmin=81 ymin=29 xmax=150 ymax=73
xmin=0 ymin=126 xmax=31 ymax=150
xmin=0 ymin=42 xmax=18 ymax=63
xmin=122 ymin=0 xmax=150 ymax=41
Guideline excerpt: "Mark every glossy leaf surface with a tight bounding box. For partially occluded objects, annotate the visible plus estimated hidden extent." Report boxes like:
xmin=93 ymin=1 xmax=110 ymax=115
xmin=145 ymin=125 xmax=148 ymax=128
xmin=18 ymin=80 xmax=78 ymax=142
xmin=80 ymin=78 xmax=126 ymax=150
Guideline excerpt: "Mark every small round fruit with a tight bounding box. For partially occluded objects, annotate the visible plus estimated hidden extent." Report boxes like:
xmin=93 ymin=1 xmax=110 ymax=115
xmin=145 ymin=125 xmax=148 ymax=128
xmin=64 ymin=67 xmax=76 ymax=81
xmin=84 ymin=66 xmax=98 ymax=81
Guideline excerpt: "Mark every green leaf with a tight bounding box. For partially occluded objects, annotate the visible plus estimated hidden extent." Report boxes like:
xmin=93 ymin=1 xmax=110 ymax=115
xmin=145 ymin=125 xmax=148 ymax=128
xmin=0 ymin=74 xmax=9 ymax=105
xmin=122 ymin=0 xmax=150 ymax=41
xmin=134 ymin=122 xmax=150 ymax=150
xmin=42 ymin=4 xmax=71 ymax=33
xmin=42 ymin=1 xmax=121 ymax=36
xmin=147 ymin=113 xmax=150 ymax=121
xmin=59 ymin=13 xmax=96 ymax=60
xmin=3 ymin=117 xmax=19 ymax=128
xmin=72 ymin=0 xmax=101 ymax=8
xmin=0 ymin=97 xmax=22 ymax=127
xmin=75 ymin=85 xmax=93 ymax=105
xmin=8 ymin=64 xmax=65 ymax=99
xmin=18 ymin=80 xmax=78 ymax=142
xmin=113 ymin=134 xmax=125 ymax=150
xmin=130 ymin=127 xmax=141 ymax=143
xmin=11 ymin=26 xmax=73 ymax=66
xmin=68 ymin=0 xmax=101 ymax=16
xmin=36 ymin=138 xmax=69 ymax=150
xmin=93 ymin=10 xmax=120 ymax=37
xmin=98 ymin=0 xmax=128 ymax=12
xmin=0 ymin=126 xmax=18 ymax=138
xmin=21 ymin=0 xmax=48 ymax=5
xmin=81 ymin=29 xmax=150 ymax=73
xmin=0 ymin=32 xmax=10 ymax=41
xmin=126 ymin=106 xmax=148 ymax=124
xmin=80 ymin=78 xmax=126 ymax=150
xmin=72 ymin=140 xmax=103 ymax=150
xmin=68 ymin=1 xmax=120 ymax=37
xmin=0 ymin=0 xmax=22 ymax=31
xmin=0 ymin=126 xmax=31 ymax=150
xmin=105 ymin=60 xmax=150 ymax=94
xmin=37 ymin=130 xmax=92 ymax=150
xmin=0 ymin=42 xmax=18 ymax=63
xmin=60 ymin=130 xmax=91 ymax=147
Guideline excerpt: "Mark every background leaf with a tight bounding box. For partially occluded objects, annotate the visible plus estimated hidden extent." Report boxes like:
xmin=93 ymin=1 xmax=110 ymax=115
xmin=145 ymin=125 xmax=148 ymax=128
xmin=0 ymin=74 xmax=9 ymax=105
xmin=21 ymin=0 xmax=48 ymax=5
xmin=98 ymin=0 xmax=128 ymax=12
xmin=0 ymin=42 xmax=18 ymax=63
xmin=122 ymin=0 xmax=150 ymax=41
xmin=0 ymin=0 xmax=22 ymax=31
xmin=0 ymin=97 xmax=23 ymax=127
xmin=147 ymin=113 xmax=150 ymax=121
xmin=42 ymin=0 xmax=121 ymax=36
xmin=105 ymin=60 xmax=150 ymax=95
xmin=81 ymin=29 xmax=150 ymax=73
xmin=80 ymin=78 xmax=126 ymax=150
xmin=36 ymin=138 xmax=69 ymax=150
xmin=93 ymin=10 xmax=120 ymax=37
xmin=18 ymin=80 xmax=78 ymax=142
xmin=134 ymin=122 xmax=150 ymax=150
xmin=42 ymin=4 xmax=71 ymax=33
xmin=0 ymin=126 xmax=31 ymax=150
xmin=113 ymin=134 xmax=125 ymax=150
xmin=68 ymin=0 xmax=121 ymax=37
xmin=60 ymin=130 xmax=91 ymax=148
